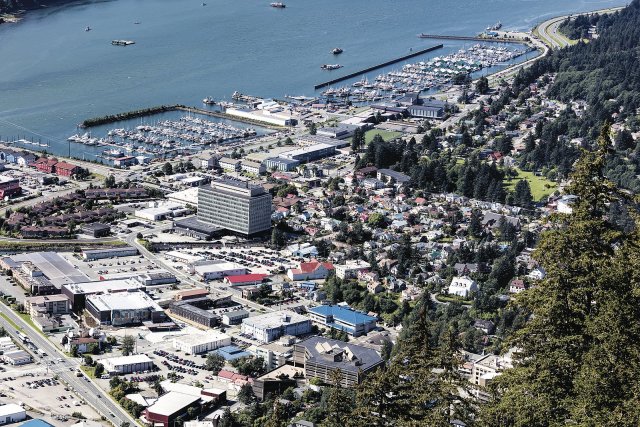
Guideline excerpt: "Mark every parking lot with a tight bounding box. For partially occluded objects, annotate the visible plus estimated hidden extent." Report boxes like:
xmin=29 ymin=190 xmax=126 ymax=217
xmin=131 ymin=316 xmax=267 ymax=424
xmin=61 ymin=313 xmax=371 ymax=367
xmin=62 ymin=252 xmax=165 ymax=282
xmin=0 ymin=362 xmax=102 ymax=425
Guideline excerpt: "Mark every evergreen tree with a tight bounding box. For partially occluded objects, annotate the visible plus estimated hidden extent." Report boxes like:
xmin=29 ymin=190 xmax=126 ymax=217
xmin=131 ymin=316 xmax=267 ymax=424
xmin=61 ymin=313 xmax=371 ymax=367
xmin=480 ymin=124 xmax=640 ymax=426
xmin=513 ymin=179 xmax=533 ymax=209
xmin=325 ymin=369 xmax=353 ymax=427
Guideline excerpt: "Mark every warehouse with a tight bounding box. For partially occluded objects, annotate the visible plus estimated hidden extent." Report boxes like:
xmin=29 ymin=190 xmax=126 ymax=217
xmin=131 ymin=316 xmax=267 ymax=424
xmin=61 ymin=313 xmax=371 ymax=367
xmin=169 ymin=297 xmax=220 ymax=328
xmin=134 ymin=272 xmax=178 ymax=287
xmin=0 ymin=403 xmax=26 ymax=425
xmin=143 ymin=391 xmax=201 ymax=427
xmin=82 ymin=246 xmax=138 ymax=261
xmin=173 ymin=331 xmax=231 ymax=355
xmin=263 ymin=157 xmax=300 ymax=172
xmin=241 ymin=310 xmax=311 ymax=343
xmin=3 ymin=350 xmax=32 ymax=365
xmin=222 ymin=309 xmax=250 ymax=325
xmin=86 ymin=291 xmax=165 ymax=326
xmin=281 ymin=143 xmax=336 ymax=163
xmin=61 ymin=278 xmax=145 ymax=312
xmin=103 ymin=354 xmax=154 ymax=374
xmin=192 ymin=261 xmax=247 ymax=281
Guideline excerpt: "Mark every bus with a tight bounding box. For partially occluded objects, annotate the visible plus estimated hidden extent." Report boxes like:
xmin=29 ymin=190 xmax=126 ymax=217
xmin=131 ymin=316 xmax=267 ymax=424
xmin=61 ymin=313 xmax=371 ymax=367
xmin=15 ymin=331 xmax=28 ymax=343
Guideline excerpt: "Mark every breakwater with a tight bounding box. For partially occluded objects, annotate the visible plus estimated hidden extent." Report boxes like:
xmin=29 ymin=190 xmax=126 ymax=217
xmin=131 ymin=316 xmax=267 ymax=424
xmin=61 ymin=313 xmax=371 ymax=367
xmin=80 ymin=105 xmax=179 ymax=128
xmin=314 ymin=44 xmax=444 ymax=89
xmin=418 ymin=34 xmax=526 ymax=43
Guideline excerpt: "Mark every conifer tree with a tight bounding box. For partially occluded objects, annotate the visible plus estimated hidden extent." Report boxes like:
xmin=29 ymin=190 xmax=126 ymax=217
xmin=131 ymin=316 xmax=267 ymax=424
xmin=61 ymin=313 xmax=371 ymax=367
xmin=480 ymin=124 xmax=640 ymax=426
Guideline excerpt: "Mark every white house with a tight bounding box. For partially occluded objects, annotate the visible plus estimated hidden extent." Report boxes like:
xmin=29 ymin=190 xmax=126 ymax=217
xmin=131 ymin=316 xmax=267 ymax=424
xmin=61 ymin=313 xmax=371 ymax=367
xmin=528 ymin=267 xmax=546 ymax=281
xmin=448 ymin=276 xmax=478 ymax=298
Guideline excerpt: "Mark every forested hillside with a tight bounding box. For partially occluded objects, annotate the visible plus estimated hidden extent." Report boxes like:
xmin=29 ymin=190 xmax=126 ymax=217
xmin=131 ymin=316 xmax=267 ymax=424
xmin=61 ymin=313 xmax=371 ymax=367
xmin=0 ymin=0 xmax=71 ymax=14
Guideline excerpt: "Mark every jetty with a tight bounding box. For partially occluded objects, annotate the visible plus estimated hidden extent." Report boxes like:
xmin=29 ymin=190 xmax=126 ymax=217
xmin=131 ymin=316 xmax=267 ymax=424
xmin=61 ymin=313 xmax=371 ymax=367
xmin=417 ymin=34 xmax=525 ymax=44
xmin=314 ymin=44 xmax=443 ymax=90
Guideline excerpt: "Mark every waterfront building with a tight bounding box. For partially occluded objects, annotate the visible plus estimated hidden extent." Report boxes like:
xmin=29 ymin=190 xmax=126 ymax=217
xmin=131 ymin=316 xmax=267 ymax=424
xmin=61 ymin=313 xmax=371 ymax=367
xmin=198 ymin=179 xmax=272 ymax=237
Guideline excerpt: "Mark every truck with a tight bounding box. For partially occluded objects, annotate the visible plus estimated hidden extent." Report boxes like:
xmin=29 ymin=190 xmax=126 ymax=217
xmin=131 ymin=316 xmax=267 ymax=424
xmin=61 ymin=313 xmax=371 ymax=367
xmin=37 ymin=349 xmax=47 ymax=357
xmin=15 ymin=331 xmax=29 ymax=343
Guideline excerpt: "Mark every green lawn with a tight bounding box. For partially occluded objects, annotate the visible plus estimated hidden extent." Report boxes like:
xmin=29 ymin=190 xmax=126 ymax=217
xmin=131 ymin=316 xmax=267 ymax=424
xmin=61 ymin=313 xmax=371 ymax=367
xmin=504 ymin=169 xmax=557 ymax=201
xmin=0 ymin=312 xmax=21 ymax=331
xmin=349 ymin=129 xmax=403 ymax=145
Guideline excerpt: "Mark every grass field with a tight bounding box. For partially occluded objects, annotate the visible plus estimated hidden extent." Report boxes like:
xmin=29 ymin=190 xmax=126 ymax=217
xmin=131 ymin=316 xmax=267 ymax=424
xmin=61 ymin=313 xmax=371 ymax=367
xmin=504 ymin=169 xmax=557 ymax=201
xmin=0 ymin=311 xmax=21 ymax=331
xmin=349 ymin=129 xmax=403 ymax=145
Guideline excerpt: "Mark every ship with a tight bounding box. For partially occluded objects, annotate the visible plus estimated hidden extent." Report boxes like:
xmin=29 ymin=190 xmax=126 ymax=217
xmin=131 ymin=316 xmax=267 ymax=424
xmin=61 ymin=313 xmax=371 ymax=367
xmin=332 ymin=47 xmax=343 ymax=54
xmin=487 ymin=21 xmax=502 ymax=31
xmin=270 ymin=2 xmax=286 ymax=8
xmin=321 ymin=64 xmax=343 ymax=70
xmin=111 ymin=40 xmax=135 ymax=46
xmin=202 ymin=96 xmax=216 ymax=105
xmin=85 ymin=26 xmax=91 ymax=32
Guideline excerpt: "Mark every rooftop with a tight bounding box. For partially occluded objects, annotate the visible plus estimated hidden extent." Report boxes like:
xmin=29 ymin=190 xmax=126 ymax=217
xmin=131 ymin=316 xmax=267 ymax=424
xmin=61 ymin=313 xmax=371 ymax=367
xmin=63 ymin=278 xmax=143 ymax=295
xmin=87 ymin=291 xmax=162 ymax=312
xmin=308 ymin=305 xmax=376 ymax=326
xmin=242 ymin=310 xmax=310 ymax=330
xmin=102 ymin=354 xmax=153 ymax=367
xmin=146 ymin=391 xmax=200 ymax=417
xmin=173 ymin=331 xmax=230 ymax=347
xmin=297 ymin=336 xmax=383 ymax=374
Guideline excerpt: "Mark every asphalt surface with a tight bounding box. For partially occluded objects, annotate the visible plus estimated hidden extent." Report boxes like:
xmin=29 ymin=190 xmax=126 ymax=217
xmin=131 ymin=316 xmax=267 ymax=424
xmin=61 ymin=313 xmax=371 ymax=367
xmin=0 ymin=304 xmax=137 ymax=427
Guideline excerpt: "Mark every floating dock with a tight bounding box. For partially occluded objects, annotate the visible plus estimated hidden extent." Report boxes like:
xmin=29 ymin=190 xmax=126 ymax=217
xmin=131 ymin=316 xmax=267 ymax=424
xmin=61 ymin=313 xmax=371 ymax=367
xmin=314 ymin=44 xmax=444 ymax=90
xmin=417 ymin=34 xmax=524 ymax=44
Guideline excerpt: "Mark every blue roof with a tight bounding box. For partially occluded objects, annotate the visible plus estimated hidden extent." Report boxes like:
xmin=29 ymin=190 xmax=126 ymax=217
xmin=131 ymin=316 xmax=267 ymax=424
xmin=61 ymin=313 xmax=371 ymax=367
xmin=21 ymin=421 xmax=55 ymax=427
xmin=214 ymin=345 xmax=252 ymax=361
xmin=309 ymin=305 xmax=376 ymax=326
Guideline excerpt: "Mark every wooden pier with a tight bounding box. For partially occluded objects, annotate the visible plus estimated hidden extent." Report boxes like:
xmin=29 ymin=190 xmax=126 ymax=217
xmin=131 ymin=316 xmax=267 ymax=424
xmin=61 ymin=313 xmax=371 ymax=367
xmin=417 ymin=34 xmax=526 ymax=44
xmin=314 ymin=44 xmax=444 ymax=90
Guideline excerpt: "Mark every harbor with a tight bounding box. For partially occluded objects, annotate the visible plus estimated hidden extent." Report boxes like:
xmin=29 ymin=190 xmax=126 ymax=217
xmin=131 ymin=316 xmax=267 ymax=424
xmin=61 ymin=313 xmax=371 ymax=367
xmin=318 ymin=43 xmax=532 ymax=100
xmin=417 ymin=34 xmax=525 ymax=43
xmin=314 ymin=44 xmax=444 ymax=89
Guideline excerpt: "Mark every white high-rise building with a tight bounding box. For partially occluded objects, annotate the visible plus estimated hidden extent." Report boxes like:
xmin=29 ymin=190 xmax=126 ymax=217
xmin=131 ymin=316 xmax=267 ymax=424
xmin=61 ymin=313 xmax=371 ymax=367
xmin=198 ymin=179 xmax=272 ymax=236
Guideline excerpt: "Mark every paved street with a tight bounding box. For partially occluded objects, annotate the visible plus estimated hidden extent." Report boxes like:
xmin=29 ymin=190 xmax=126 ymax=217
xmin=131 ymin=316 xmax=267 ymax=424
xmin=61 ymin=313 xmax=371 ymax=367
xmin=0 ymin=303 xmax=137 ymax=427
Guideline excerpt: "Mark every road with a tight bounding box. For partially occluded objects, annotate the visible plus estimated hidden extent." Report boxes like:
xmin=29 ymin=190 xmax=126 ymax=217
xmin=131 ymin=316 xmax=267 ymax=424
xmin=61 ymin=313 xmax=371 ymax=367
xmin=534 ymin=6 xmax=625 ymax=50
xmin=0 ymin=304 xmax=137 ymax=427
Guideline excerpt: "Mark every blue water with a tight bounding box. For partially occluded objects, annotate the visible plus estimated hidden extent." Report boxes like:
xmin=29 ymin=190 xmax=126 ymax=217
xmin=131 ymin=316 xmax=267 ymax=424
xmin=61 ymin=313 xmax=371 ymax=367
xmin=0 ymin=0 xmax=627 ymax=156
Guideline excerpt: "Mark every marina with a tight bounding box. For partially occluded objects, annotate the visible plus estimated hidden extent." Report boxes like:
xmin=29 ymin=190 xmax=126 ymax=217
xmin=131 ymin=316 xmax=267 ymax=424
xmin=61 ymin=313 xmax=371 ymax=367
xmin=417 ymin=33 xmax=524 ymax=43
xmin=319 ymin=44 xmax=530 ymax=101
xmin=68 ymin=114 xmax=261 ymax=160
xmin=314 ymin=44 xmax=444 ymax=89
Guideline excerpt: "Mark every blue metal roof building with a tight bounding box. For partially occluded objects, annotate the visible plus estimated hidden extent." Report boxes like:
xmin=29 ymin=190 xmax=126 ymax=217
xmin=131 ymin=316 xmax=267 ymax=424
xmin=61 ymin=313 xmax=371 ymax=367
xmin=307 ymin=305 xmax=377 ymax=337
xmin=214 ymin=345 xmax=253 ymax=361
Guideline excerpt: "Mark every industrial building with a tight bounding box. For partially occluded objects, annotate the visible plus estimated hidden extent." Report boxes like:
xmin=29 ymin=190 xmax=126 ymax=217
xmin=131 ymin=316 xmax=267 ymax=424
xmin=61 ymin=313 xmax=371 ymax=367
xmin=263 ymin=157 xmax=300 ymax=172
xmin=2 ymin=350 xmax=31 ymax=365
xmin=198 ymin=179 xmax=272 ymax=237
xmin=281 ymin=143 xmax=336 ymax=163
xmin=143 ymin=392 xmax=201 ymax=427
xmin=173 ymin=216 xmax=222 ymax=240
xmin=169 ymin=297 xmax=221 ymax=328
xmin=226 ymin=107 xmax=297 ymax=127
xmin=62 ymin=278 xmax=145 ymax=312
xmin=173 ymin=331 xmax=232 ymax=354
xmin=222 ymin=309 xmax=250 ymax=325
xmin=191 ymin=260 xmax=247 ymax=281
xmin=307 ymin=305 xmax=377 ymax=337
xmin=85 ymin=291 xmax=165 ymax=326
xmin=81 ymin=246 xmax=138 ymax=261
xmin=134 ymin=272 xmax=178 ymax=287
xmin=292 ymin=337 xmax=383 ymax=386
xmin=102 ymin=354 xmax=154 ymax=374
xmin=80 ymin=223 xmax=111 ymax=238
xmin=0 ymin=403 xmax=27 ymax=425
xmin=241 ymin=310 xmax=311 ymax=343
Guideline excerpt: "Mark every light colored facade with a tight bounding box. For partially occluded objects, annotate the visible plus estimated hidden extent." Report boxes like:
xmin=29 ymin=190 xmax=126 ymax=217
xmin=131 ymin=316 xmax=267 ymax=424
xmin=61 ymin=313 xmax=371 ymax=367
xmin=102 ymin=354 xmax=154 ymax=374
xmin=252 ymin=342 xmax=293 ymax=371
xmin=198 ymin=179 xmax=272 ymax=236
xmin=0 ymin=403 xmax=26 ymax=425
xmin=173 ymin=331 xmax=231 ymax=355
xmin=448 ymin=276 xmax=478 ymax=298
xmin=335 ymin=260 xmax=371 ymax=280
xmin=241 ymin=310 xmax=311 ymax=343
xmin=25 ymin=294 xmax=69 ymax=317
xmin=240 ymin=160 xmax=266 ymax=175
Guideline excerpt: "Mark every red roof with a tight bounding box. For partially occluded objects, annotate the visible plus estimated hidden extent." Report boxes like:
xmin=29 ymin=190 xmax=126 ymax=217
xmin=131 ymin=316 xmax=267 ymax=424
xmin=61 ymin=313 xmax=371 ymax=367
xmin=225 ymin=274 xmax=267 ymax=284
xmin=298 ymin=260 xmax=334 ymax=274
xmin=55 ymin=161 xmax=79 ymax=170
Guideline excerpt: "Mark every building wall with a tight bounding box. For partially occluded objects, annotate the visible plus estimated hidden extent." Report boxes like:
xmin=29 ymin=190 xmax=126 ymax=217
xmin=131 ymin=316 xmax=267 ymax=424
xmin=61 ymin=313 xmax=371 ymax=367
xmin=198 ymin=186 xmax=272 ymax=236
